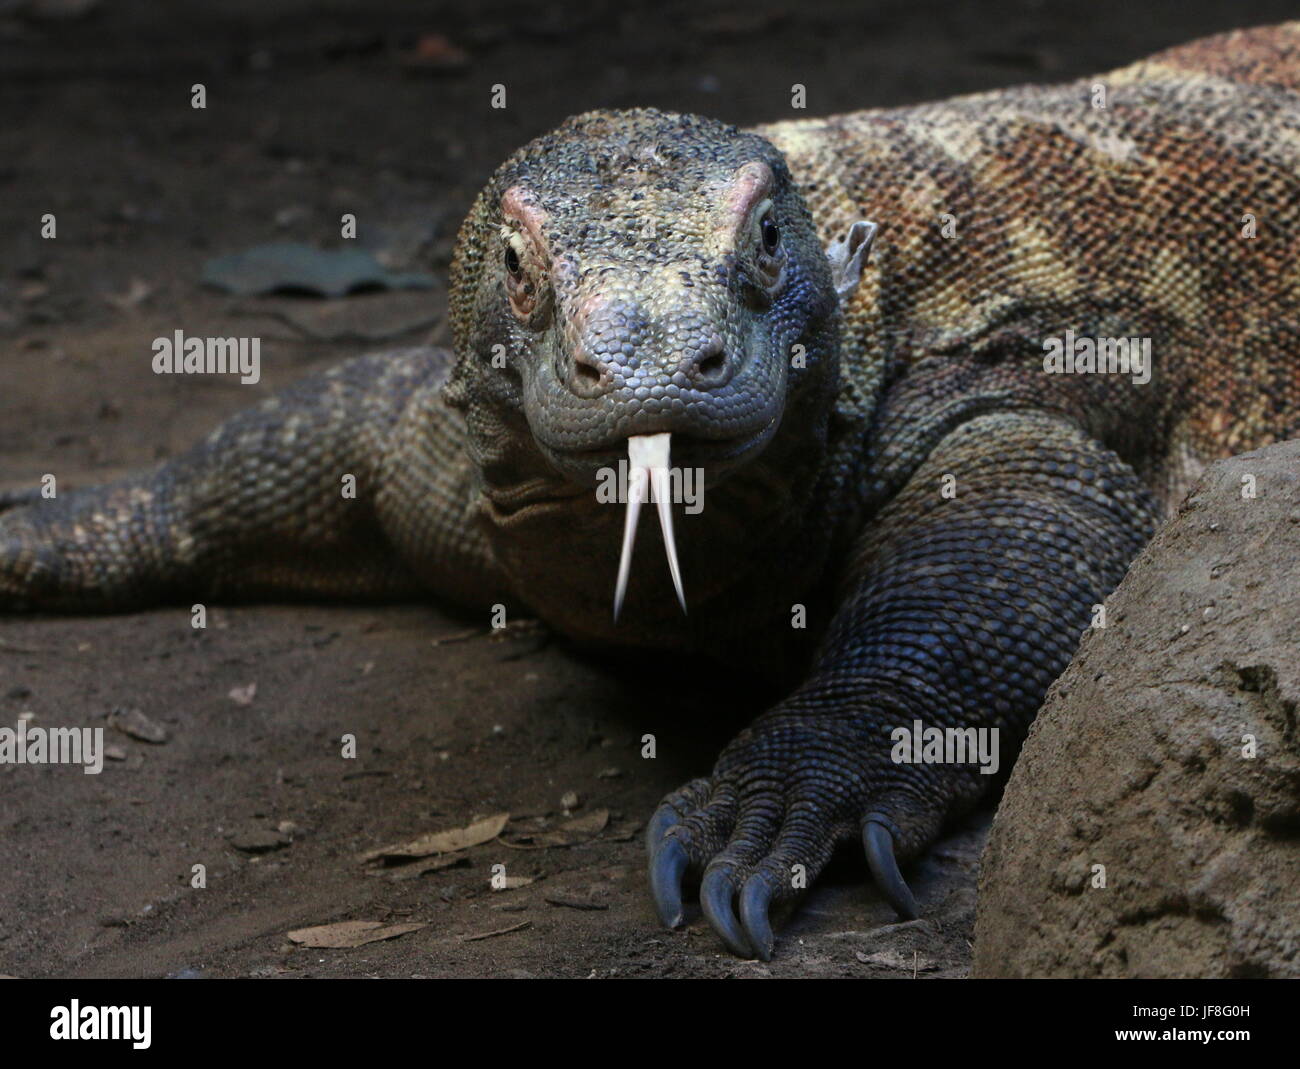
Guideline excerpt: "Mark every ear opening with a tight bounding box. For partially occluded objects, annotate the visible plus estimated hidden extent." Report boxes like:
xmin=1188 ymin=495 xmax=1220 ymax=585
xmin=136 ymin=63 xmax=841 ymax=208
xmin=826 ymin=220 xmax=878 ymax=300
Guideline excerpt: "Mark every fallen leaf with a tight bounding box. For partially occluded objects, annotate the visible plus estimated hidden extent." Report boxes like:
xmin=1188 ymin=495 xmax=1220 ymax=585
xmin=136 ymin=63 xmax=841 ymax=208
xmin=544 ymin=895 xmax=608 ymax=911
xmin=855 ymin=949 xmax=938 ymax=971
xmin=383 ymin=853 xmax=471 ymax=881
xmin=287 ymin=920 xmax=425 ymax=949
xmin=229 ymin=825 xmax=291 ymax=854
xmin=530 ymin=808 xmax=609 ymax=847
xmin=359 ymin=812 xmax=509 ymax=863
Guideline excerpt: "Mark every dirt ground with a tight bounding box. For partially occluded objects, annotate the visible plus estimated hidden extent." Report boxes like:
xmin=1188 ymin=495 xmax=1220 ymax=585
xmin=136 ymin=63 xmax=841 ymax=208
xmin=0 ymin=0 xmax=1291 ymax=978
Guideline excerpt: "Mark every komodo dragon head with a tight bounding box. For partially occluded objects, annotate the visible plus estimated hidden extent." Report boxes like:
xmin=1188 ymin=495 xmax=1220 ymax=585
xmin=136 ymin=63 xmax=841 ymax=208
xmin=446 ymin=108 xmax=874 ymax=620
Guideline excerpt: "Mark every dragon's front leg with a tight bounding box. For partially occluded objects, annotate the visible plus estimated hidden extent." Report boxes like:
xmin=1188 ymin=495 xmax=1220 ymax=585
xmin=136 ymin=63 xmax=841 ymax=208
xmin=648 ymin=409 xmax=1160 ymax=959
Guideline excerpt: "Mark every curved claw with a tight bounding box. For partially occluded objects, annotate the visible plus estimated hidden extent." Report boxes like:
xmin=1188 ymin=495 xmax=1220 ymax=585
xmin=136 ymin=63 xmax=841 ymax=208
xmin=649 ymin=836 xmax=689 ymax=928
xmin=862 ymin=818 xmax=919 ymax=920
xmin=646 ymin=801 xmax=683 ymax=852
xmin=738 ymin=875 xmax=776 ymax=962
xmin=700 ymin=866 xmax=753 ymax=958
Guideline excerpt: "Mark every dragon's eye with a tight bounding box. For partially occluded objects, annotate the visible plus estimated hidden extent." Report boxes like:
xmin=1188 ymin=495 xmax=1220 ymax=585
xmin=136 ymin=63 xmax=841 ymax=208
xmin=504 ymin=243 xmax=522 ymax=277
xmin=760 ymin=212 xmax=781 ymax=255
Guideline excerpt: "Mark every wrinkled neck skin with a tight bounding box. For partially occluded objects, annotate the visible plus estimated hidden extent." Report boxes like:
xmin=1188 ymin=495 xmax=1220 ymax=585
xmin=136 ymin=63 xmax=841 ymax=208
xmin=451 ymin=313 xmax=855 ymax=673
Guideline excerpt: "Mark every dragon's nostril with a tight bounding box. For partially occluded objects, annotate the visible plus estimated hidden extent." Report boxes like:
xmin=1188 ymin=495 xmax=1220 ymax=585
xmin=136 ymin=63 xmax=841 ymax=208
xmin=696 ymin=350 xmax=726 ymax=379
xmin=689 ymin=340 xmax=729 ymax=386
xmin=574 ymin=361 xmax=603 ymax=387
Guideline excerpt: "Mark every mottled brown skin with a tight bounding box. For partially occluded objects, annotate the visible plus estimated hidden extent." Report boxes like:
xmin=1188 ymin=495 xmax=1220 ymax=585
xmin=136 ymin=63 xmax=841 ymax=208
xmin=762 ymin=24 xmax=1300 ymax=512
xmin=2 ymin=24 xmax=1298 ymax=960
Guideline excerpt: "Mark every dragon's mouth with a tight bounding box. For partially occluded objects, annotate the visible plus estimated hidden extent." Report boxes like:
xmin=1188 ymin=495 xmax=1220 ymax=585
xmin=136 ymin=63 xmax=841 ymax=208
xmin=612 ymin=433 xmax=687 ymax=621
xmin=538 ymin=414 xmax=780 ymax=484
xmin=531 ymin=422 xmax=781 ymax=619
xmin=570 ymin=428 xmax=771 ymax=466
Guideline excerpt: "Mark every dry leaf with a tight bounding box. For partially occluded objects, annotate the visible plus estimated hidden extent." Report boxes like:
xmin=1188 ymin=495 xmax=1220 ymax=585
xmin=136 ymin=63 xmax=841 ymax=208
xmin=359 ymin=812 xmax=509 ymax=863
xmin=544 ymin=895 xmax=608 ymax=911
xmin=607 ymin=821 xmax=643 ymax=843
xmin=383 ymin=853 xmax=471 ymax=881
xmin=504 ymin=808 xmax=609 ymax=849
xmin=287 ymin=920 xmax=425 ymax=948
xmin=534 ymin=807 xmax=609 ymax=846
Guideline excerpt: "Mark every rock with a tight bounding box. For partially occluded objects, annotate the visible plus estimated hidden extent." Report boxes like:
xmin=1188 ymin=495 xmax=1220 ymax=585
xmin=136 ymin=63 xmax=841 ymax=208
xmin=201 ymin=243 xmax=435 ymax=298
xmin=108 ymin=706 xmax=169 ymax=744
xmin=974 ymin=442 xmax=1300 ymax=978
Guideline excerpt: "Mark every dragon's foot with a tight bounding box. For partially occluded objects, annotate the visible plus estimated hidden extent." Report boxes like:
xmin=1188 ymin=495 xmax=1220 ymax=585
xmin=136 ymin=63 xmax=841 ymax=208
xmin=647 ymin=714 xmax=957 ymax=960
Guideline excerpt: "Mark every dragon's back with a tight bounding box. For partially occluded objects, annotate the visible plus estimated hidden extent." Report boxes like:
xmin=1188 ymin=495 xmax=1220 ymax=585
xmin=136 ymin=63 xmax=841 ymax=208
xmin=757 ymin=22 xmax=1300 ymax=509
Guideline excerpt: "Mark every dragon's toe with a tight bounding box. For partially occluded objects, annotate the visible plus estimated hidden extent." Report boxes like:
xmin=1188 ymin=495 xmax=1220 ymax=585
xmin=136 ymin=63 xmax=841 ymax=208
xmin=647 ymin=718 xmax=952 ymax=959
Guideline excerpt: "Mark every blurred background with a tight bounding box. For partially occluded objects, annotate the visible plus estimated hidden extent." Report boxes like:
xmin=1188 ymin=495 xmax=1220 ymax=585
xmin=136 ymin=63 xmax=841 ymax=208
xmin=2 ymin=0 xmax=1295 ymax=355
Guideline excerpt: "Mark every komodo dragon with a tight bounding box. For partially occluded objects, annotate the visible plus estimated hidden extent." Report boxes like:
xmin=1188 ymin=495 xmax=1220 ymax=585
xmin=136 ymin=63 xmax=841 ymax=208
xmin=3 ymin=24 xmax=1298 ymax=960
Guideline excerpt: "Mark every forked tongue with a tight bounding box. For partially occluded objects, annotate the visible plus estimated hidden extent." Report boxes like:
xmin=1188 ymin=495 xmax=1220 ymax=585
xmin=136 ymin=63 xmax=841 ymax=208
xmin=613 ymin=432 xmax=687 ymax=620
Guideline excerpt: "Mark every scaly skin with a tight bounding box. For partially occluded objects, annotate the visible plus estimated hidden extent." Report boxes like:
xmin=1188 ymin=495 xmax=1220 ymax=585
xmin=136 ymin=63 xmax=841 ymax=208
xmin=3 ymin=24 xmax=1299 ymax=959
